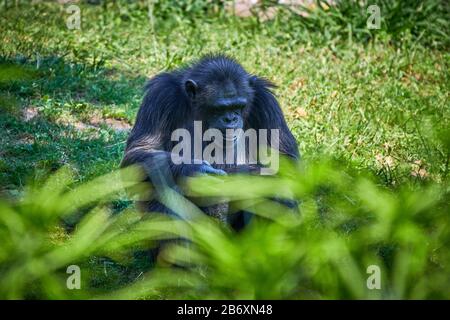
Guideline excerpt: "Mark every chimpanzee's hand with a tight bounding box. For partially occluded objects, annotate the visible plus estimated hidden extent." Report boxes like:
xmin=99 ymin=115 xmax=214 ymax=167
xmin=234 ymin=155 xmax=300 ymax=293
xmin=181 ymin=160 xmax=227 ymax=177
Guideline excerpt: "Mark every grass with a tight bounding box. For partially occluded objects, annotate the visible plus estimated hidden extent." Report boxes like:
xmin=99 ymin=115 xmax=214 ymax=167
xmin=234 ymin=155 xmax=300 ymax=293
xmin=0 ymin=1 xmax=449 ymax=299
xmin=1 ymin=2 xmax=448 ymax=191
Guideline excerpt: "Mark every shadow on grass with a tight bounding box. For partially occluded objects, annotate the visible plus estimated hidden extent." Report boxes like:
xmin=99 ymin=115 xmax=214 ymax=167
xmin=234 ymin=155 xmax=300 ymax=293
xmin=0 ymin=54 xmax=146 ymax=109
xmin=0 ymin=56 xmax=159 ymax=291
xmin=0 ymin=55 xmax=147 ymax=190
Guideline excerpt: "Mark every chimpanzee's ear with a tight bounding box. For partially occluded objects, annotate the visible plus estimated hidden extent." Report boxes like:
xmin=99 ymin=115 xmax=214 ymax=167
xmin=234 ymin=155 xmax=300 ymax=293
xmin=185 ymin=79 xmax=198 ymax=99
xmin=248 ymin=74 xmax=275 ymax=89
xmin=248 ymin=75 xmax=258 ymax=87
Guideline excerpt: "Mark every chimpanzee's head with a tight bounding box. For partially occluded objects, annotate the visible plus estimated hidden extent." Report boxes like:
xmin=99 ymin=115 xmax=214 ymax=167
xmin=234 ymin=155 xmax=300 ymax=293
xmin=183 ymin=56 xmax=255 ymax=134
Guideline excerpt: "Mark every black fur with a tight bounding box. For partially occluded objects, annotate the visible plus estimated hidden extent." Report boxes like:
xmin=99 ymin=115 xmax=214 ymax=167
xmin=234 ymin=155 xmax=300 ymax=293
xmin=121 ymin=54 xmax=299 ymax=217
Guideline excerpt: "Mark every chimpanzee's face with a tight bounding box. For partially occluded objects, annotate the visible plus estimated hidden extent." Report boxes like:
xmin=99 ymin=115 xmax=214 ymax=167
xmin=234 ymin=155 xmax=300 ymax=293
xmin=185 ymin=77 xmax=252 ymax=134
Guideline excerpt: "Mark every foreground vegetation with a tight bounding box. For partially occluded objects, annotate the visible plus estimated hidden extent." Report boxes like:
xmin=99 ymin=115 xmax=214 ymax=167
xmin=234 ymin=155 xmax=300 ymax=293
xmin=1 ymin=160 xmax=448 ymax=299
xmin=0 ymin=1 xmax=449 ymax=299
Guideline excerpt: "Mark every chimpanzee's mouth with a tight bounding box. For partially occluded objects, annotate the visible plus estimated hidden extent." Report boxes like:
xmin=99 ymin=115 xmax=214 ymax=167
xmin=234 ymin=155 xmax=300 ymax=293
xmin=222 ymin=129 xmax=242 ymax=142
xmin=224 ymin=134 xmax=238 ymax=142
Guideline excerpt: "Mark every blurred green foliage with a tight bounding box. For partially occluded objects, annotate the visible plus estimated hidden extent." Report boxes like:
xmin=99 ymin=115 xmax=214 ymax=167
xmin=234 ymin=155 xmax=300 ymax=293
xmin=0 ymin=160 xmax=448 ymax=299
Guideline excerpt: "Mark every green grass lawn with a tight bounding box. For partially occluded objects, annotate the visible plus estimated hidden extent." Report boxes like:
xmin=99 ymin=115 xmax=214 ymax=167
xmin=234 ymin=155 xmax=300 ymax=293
xmin=0 ymin=1 xmax=449 ymax=299
xmin=1 ymin=2 xmax=448 ymax=192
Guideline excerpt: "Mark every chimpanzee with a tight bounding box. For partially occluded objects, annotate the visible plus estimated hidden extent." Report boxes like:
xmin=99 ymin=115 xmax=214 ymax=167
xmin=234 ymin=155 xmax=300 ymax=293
xmin=121 ymin=55 xmax=299 ymax=226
